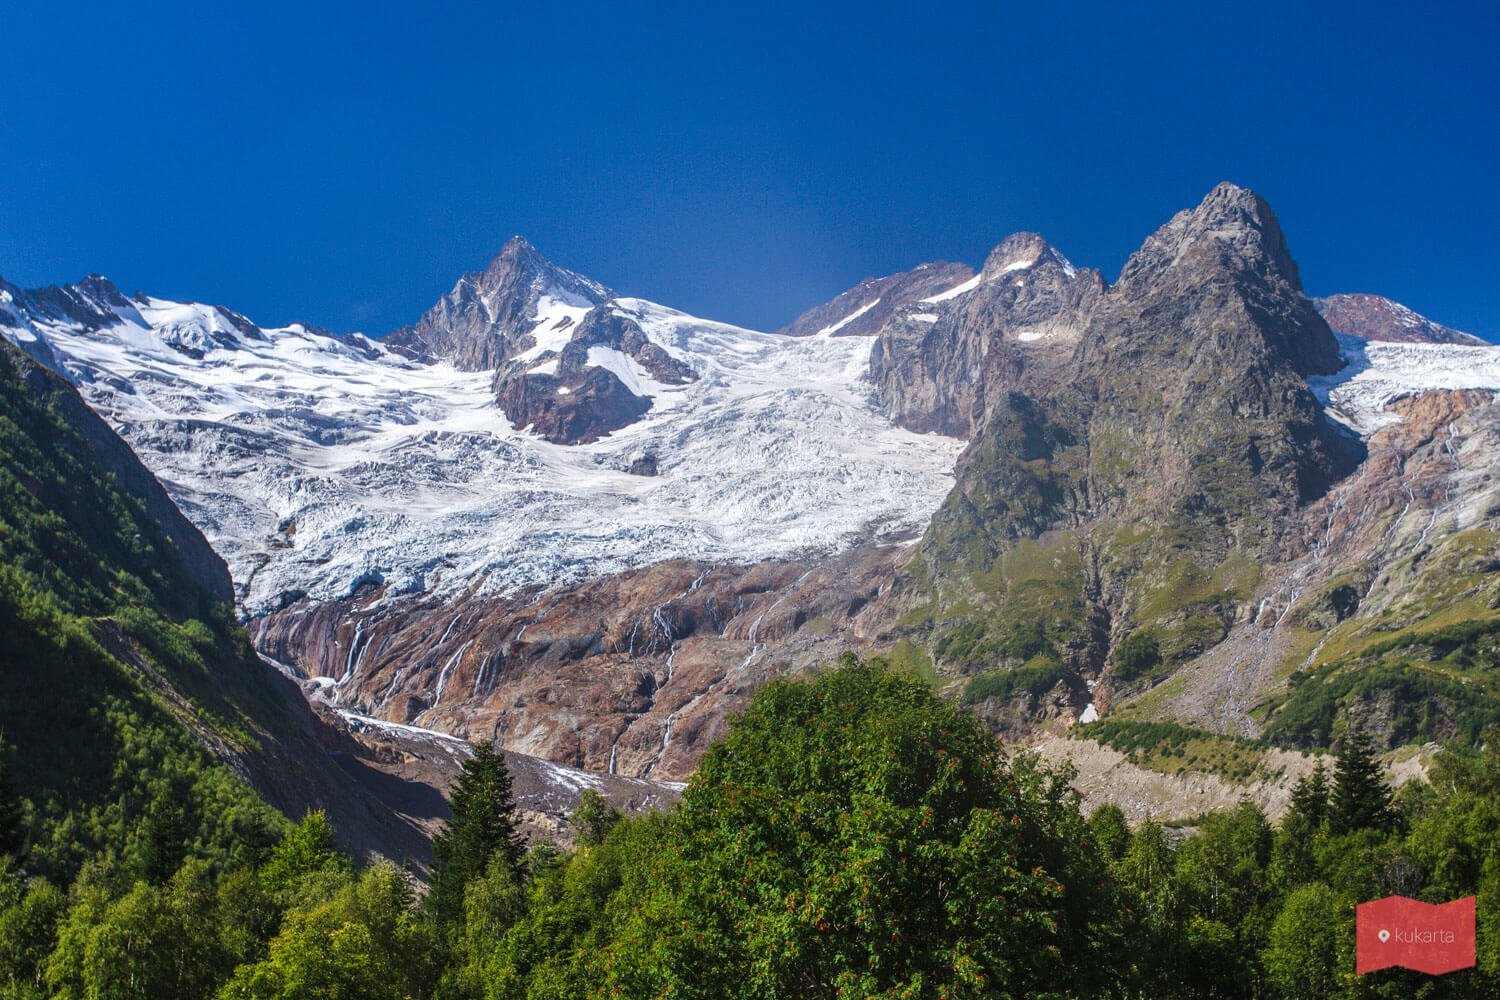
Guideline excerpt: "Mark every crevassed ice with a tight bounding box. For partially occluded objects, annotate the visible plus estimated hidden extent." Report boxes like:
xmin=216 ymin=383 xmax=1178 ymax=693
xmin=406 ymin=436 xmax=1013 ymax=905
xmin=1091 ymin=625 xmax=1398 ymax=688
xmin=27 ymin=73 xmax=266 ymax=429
xmin=5 ymin=295 xmax=964 ymax=615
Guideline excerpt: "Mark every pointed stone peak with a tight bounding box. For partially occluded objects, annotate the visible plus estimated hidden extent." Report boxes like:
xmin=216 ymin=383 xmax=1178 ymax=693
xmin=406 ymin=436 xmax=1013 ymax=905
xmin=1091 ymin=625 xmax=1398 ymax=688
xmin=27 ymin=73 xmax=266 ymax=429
xmin=385 ymin=237 xmax=614 ymax=369
xmin=72 ymin=274 xmax=131 ymax=308
xmin=486 ymin=234 xmax=542 ymax=269
xmin=474 ymin=235 xmax=612 ymax=305
xmin=980 ymin=232 xmax=1075 ymax=279
xmin=1119 ymin=182 xmax=1302 ymax=292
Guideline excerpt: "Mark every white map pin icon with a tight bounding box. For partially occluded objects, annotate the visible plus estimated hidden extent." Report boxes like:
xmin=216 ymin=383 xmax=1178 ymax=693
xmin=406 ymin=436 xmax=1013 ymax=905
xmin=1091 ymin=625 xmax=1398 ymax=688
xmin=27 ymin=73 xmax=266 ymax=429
xmin=1378 ymin=929 xmax=1391 ymax=943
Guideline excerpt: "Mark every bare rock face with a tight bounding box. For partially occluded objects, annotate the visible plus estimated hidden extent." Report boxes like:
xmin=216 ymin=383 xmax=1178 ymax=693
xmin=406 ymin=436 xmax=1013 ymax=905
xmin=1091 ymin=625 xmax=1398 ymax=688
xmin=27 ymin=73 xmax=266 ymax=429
xmin=1314 ymin=293 xmax=1489 ymax=346
xmin=778 ymin=261 xmax=975 ymax=339
xmin=1144 ymin=387 xmax=1500 ymax=743
xmin=250 ymin=545 xmax=909 ymax=781
xmin=385 ymin=236 xmax=612 ymax=370
xmin=868 ymin=233 xmax=1105 ymax=437
xmin=1070 ymin=182 xmax=1358 ymax=536
xmin=491 ymin=304 xmax=697 ymax=444
xmin=495 ymin=365 xmax=651 ymax=445
xmin=883 ymin=183 xmax=1366 ymax=733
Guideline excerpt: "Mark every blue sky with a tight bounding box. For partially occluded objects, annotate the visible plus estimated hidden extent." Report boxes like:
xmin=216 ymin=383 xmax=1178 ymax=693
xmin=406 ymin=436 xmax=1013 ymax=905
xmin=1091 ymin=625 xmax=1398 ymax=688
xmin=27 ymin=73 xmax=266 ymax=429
xmin=1 ymin=0 xmax=1495 ymax=339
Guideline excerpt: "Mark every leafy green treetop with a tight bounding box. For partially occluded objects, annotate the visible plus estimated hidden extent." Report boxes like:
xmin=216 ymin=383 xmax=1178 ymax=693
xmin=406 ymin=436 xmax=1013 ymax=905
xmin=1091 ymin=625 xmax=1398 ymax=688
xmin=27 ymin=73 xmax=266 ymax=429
xmin=593 ymin=654 xmax=1120 ymax=998
xmin=571 ymin=788 xmax=622 ymax=848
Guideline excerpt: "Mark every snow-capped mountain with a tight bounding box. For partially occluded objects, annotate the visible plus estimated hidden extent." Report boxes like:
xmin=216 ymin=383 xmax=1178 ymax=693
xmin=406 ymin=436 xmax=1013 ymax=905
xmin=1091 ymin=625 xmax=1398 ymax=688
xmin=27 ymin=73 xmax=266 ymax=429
xmin=0 ymin=260 xmax=965 ymax=616
xmin=6 ymin=183 xmax=1500 ymax=793
xmin=384 ymin=235 xmax=614 ymax=370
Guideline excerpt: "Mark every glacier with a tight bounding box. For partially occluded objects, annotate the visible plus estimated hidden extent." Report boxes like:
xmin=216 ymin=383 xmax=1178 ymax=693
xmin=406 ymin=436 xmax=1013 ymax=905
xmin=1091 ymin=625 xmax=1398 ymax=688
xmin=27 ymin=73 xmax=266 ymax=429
xmin=1 ymin=284 xmax=965 ymax=614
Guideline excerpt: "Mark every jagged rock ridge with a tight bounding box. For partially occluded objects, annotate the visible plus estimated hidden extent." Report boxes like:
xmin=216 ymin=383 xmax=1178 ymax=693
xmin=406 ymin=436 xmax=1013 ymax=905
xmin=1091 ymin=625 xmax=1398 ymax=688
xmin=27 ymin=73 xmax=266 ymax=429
xmin=385 ymin=235 xmax=613 ymax=370
xmin=778 ymin=261 xmax=976 ymax=339
xmin=1314 ymin=292 xmax=1489 ymax=346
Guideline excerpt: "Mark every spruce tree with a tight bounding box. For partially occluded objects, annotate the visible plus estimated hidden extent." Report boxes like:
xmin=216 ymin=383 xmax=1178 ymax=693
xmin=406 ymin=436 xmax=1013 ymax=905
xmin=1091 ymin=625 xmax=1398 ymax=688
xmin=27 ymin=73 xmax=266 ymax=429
xmin=1288 ymin=761 xmax=1330 ymax=828
xmin=1331 ymin=728 xmax=1393 ymax=834
xmin=0 ymin=740 xmax=23 ymax=863
xmin=427 ymin=741 xmax=524 ymax=927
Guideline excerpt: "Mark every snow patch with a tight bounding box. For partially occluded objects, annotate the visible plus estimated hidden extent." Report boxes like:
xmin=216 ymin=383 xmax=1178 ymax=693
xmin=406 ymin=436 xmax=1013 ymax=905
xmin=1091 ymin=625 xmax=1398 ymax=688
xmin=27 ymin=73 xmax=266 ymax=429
xmin=814 ymin=298 xmax=881 ymax=337
xmin=920 ymin=273 xmax=984 ymax=303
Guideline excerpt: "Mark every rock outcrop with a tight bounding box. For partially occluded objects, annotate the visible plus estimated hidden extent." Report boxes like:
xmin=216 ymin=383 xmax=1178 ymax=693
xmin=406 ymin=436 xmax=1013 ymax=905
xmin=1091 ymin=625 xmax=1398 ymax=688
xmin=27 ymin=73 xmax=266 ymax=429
xmin=492 ymin=302 xmax=698 ymax=444
xmin=251 ymin=544 xmax=910 ymax=781
xmin=778 ymin=261 xmax=975 ymax=339
xmin=1315 ymin=292 xmax=1489 ymax=346
xmin=868 ymin=233 xmax=1105 ymax=437
xmin=385 ymin=235 xmax=612 ymax=370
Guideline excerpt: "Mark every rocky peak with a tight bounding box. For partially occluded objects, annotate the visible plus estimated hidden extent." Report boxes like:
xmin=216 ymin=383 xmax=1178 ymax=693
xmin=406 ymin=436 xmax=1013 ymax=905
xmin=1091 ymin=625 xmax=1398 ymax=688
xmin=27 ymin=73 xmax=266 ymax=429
xmin=1118 ymin=182 xmax=1302 ymax=294
xmin=979 ymin=232 xmax=1074 ymax=279
xmin=491 ymin=303 xmax=698 ymax=445
xmin=1100 ymin=182 xmax=1341 ymax=377
xmin=479 ymin=236 xmax=610 ymax=303
xmin=1 ymin=274 xmax=134 ymax=337
xmin=1313 ymin=293 xmax=1489 ymax=346
xmin=866 ymin=233 xmax=1103 ymax=438
xmin=777 ymin=260 xmax=975 ymax=339
xmin=385 ymin=237 xmax=613 ymax=371
xmin=73 ymin=273 xmax=132 ymax=309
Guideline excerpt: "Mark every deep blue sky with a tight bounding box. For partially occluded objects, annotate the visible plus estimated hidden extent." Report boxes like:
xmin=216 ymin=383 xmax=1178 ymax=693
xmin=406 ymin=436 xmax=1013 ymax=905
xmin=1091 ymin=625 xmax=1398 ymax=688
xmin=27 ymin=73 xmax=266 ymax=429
xmin=2 ymin=1 xmax=1495 ymax=340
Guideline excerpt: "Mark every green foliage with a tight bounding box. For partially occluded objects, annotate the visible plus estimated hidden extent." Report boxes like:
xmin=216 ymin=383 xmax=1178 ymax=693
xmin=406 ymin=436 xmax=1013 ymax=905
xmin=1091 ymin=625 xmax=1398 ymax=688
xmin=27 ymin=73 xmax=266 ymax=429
xmin=427 ymin=742 xmax=524 ymax=929
xmin=0 ymin=570 xmax=286 ymax=882
xmin=960 ymin=653 xmax=1067 ymax=704
xmin=1087 ymin=803 xmax=1131 ymax=863
xmin=570 ymin=789 xmax=622 ymax=849
xmin=0 ymin=743 xmax=23 ymax=864
xmin=215 ymin=864 xmax=439 ymax=1000
xmin=0 ymin=867 xmax=64 ymax=997
xmin=1288 ymin=762 xmax=1330 ymax=829
xmin=1080 ymin=719 xmax=1270 ymax=784
xmin=1330 ymin=729 xmax=1394 ymax=835
xmin=1112 ymin=630 xmax=1161 ymax=683
xmin=6 ymin=652 xmax=1500 ymax=996
xmin=1262 ymin=883 xmax=1354 ymax=999
xmin=588 ymin=656 xmax=1118 ymax=997
xmin=1265 ymin=619 xmax=1500 ymax=749
xmin=45 ymin=861 xmax=235 ymax=1000
xmin=257 ymin=812 xmax=348 ymax=906
xmin=0 ymin=342 xmax=290 ymax=886
xmin=935 ymin=618 xmax=1051 ymax=669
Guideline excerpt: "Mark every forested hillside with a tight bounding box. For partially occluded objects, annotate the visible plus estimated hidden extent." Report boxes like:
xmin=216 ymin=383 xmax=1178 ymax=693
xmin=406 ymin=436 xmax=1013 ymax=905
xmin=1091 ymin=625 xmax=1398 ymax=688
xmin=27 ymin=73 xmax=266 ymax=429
xmin=4 ymin=657 xmax=1497 ymax=998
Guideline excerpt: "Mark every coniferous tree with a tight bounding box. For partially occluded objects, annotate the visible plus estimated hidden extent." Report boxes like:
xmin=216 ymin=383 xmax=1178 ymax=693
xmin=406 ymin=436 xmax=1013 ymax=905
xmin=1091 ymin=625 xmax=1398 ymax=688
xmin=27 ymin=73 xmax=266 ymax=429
xmin=1331 ymin=728 xmax=1393 ymax=834
xmin=427 ymin=741 xmax=523 ymax=927
xmin=0 ymin=740 xmax=23 ymax=864
xmin=571 ymin=788 xmax=622 ymax=848
xmin=1288 ymin=761 xmax=1330 ymax=829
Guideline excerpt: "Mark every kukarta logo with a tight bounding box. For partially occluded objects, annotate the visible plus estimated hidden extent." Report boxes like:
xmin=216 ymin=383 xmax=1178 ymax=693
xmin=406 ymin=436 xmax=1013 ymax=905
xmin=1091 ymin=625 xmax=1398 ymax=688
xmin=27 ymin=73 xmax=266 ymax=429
xmin=1356 ymin=896 xmax=1476 ymax=975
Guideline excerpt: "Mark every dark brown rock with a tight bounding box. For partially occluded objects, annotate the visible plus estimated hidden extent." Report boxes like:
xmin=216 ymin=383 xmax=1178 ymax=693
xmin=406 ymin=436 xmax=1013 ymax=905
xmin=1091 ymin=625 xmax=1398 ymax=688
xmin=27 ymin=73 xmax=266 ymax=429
xmin=778 ymin=261 xmax=976 ymax=339
xmin=1314 ymin=293 xmax=1489 ymax=346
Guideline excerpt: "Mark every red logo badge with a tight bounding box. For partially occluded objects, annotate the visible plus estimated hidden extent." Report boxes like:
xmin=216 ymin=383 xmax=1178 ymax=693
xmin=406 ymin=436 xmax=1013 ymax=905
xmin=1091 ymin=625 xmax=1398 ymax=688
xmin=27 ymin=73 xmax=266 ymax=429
xmin=1356 ymin=896 xmax=1476 ymax=975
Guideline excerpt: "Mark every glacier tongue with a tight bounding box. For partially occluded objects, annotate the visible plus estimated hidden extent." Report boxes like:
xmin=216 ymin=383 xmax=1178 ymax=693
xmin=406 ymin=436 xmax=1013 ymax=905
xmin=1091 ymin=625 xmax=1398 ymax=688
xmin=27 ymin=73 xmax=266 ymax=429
xmin=2 ymin=288 xmax=963 ymax=615
xmin=1309 ymin=333 xmax=1500 ymax=433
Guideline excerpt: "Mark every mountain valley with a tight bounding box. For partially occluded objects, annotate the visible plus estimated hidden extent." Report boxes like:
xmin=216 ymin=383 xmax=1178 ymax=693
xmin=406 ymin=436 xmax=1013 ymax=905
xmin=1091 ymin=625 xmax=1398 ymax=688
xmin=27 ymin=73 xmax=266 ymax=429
xmin=4 ymin=183 xmax=1499 ymax=826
